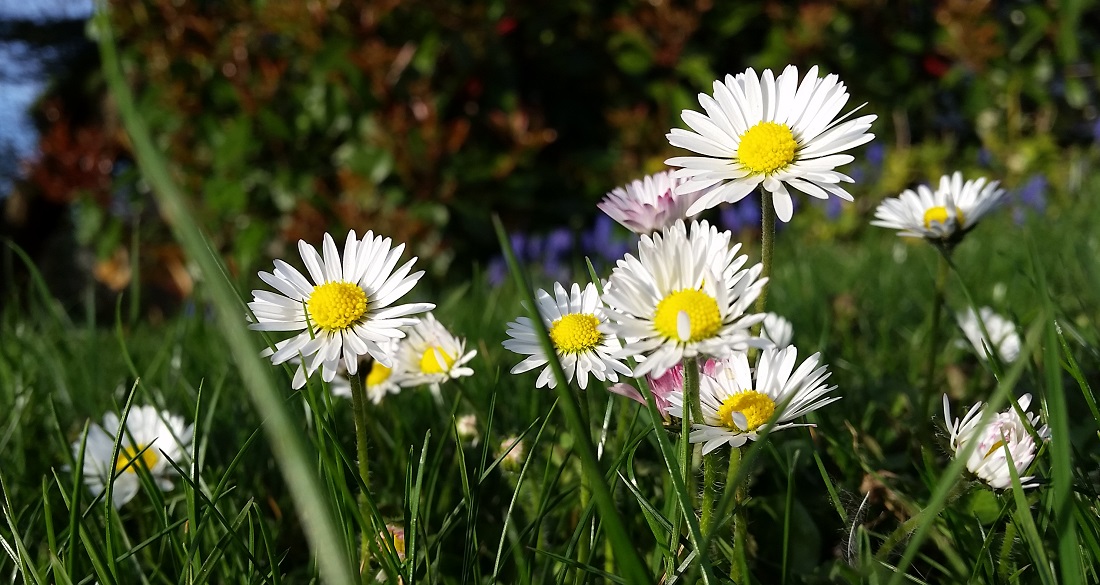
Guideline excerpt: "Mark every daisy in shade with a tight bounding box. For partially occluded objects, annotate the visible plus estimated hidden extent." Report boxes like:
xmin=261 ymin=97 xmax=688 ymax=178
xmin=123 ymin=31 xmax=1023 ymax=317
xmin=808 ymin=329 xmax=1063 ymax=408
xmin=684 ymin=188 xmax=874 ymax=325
xmin=395 ymin=313 xmax=476 ymax=394
xmin=597 ymin=170 xmax=708 ymax=234
xmin=248 ymin=231 xmax=434 ymax=389
xmin=957 ymin=307 xmax=1020 ymax=363
xmin=503 ymin=282 xmax=632 ymax=390
xmin=73 ymin=405 xmax=194 ymax=508
xmin=871 ymin=172 xmax=1006 ymax=244
xmin=329 ymin=339 xmax=405 ymax=404
xmin=666 ymin=65 xmax=876 ymax=222
xmin=761 ymin=312 xmax=793 ymax=348
xmin=943 ymin=394 xmax=1050 ymax=489
xmin=668 ymin=347 xmax=838 ymax=454
xmin=602 ymin=219 xmax=767 ymax=378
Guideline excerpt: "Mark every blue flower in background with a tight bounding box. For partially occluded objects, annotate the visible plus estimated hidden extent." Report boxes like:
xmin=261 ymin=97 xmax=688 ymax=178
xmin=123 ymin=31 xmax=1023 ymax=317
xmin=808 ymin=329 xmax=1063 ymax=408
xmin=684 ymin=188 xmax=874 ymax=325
xmin=1012 ymin=173 xmax=1047 ymax=224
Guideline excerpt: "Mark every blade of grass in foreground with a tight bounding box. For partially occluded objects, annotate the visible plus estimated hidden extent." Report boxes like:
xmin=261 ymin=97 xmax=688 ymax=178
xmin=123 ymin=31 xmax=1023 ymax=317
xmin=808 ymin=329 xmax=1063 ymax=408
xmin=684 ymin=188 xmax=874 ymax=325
xmin=493 ymin=216 xmax=653 ymax=584
xmin=93 ymin=8 xmax=356 ymax=585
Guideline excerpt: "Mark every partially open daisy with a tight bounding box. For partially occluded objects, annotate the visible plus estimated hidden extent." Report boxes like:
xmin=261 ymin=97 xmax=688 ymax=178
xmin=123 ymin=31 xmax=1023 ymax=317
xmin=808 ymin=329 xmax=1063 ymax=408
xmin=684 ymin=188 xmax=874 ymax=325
xmin=944 ymin=394 xmax=1050 ymax=489
xmin=602 ymin=219 xmax=767 ymax=378
xmin=73 ymin=405 xmax=194 ymax=508
xmin=666 ymin=65 xmax=876 ymax=222
xmin=668 ymin=347 xmax=838 ymax=453
xmin=503 ymin=282 xmax=632 ymax=390
xmin=957 ymin=307 xmax=1020 ymax=363
xmin=871 ymin=172 xmax=1005 ymax=243
xmin=395 ymin=313 xmax=476 ymax=392
xmin=609 ymin=358 xmax=721 ymax=416
xmin=330 ymin=339 xmax=405 ymax=404
xmin=248 ymin=231 xmax=434 ymax=389
xmin=597 ymin=170 xmax=707 ymax=234
xmin=761 ymin=312 xmax=793 ymax=348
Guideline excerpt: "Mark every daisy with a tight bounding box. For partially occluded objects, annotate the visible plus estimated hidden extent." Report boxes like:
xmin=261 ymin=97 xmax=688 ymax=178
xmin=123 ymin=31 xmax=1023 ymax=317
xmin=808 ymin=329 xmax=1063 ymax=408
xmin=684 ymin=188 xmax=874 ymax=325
xmin=503 ymin=282 xmax=632 ymax=390
xmin=248 ymin=231 xmax=434 ymax=389
xmin=666 ymin=65 xmax=876 ymax=222
xmin=943 ymin=394 xmax=1050 ymax=489
xmin=608 ymin=358 xmax=721 ymax=415
xmin=497 ymin=435 xmax=526 ymax=473
xmin=597 ymin=170 xmax=708 ymax=234
xmin=871 ymin=172 xmax=1006 ymax=242
xmin=957 ymin=307 xmax=1020 ymax=363
xmin=73 ymin=405 xmax=194 ymax=508
xmin=602 ymin=219 xmax=767 ymax=378
xmin=761 ymin=312 xmax=793 ymax=348
xmin=668 ymin=347 xmax=838 ymax=454
xmin=381 ymin=524 xmax=407 ymax=561
xmin=395 ymin=313 xmax=476 ymax=392
xmin=329 ymin=339 xmax=404 ymax=404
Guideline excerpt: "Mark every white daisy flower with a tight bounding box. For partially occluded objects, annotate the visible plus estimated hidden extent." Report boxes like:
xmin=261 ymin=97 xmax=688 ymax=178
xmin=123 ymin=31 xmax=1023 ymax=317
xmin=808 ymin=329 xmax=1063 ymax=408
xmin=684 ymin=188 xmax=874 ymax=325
xmin=329 ymin=339 xmax=404 ymax=404
xmin=761 ymin=312 xmax=793 ymax=348
xmin=503 ymin=282 xmax=633 ymax=390
xmin=668 ymin=347 xmax=838 ymax=454
xmin=497 ymin=435 xmax=526 ymax=473
xmin=602 ymin=219 xmax=767 ymax=378
xmin=597 ymin=170 xmax=708 ymax=234
xmin=395 ymin=313 xmax=476 ymax=392
xmin=957 ymin=307 xmax=1020 ymax=363
xmin=666 ymin=65 xmax=876 ymax=222
xmin=73 ymin=405 xmax=194 ymax=508
xmin=943 ymin=394 xmax=1050 ymax=489
xmin=248 ymin=231 xmax=434 ymax=389
xmin=455 ymin=414 xmax=480 ymax=445
xmin=871 ymin=172 xmax=1006 ymax=241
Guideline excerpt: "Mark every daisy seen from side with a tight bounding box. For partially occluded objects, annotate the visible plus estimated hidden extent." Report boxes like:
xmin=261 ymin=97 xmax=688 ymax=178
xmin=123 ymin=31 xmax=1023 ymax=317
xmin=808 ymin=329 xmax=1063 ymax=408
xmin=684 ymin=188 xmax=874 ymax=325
xmin=597 ymin=170 xmax=708 ymax=234
xmin=761 ymin=312 xmax=793 ymax=348
xmin=957 ymin=307 xmax=1020 ymax=363
xmin=248 ymin=231 xmax=434 ymax=389
xmin=943 ymin=394 xmax=1050 ymax=489
xmin=602 ymin=219 xmax=767 ymax=378
xmin=668 ymin=347 xmax=838 ymax=454
xmin=666 ymin=65 xmax=876 ymax=222
xmin=395 ymin=313 xmax=476 ymax=392
xmin=871 ymin=172 xmax=1006 ymax=243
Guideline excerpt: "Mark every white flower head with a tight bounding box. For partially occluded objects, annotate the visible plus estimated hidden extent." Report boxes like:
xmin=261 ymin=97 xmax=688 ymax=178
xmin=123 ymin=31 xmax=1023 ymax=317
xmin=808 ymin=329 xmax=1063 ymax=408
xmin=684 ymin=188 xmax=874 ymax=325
xmin=597 ymin=170 xmax=708 ymax=234
xmin=944 ymin=394 xmax=1050 ymax=489
xmin=455 ymin=414 xmax=480 ymax=445
xmin=668 ymin=347 xmax=838 ymax=454
xmin=503 ymin=282 xmax=633 ymax=390
xmin=497 ymin=435 xmax=526 ymax=473
xmin=761 ymin=312 xmax=793 ymax=348
xmin=73 ymin=405 xmax=194 ymax=508
xmin=872 ymin=172 xmax=1006 ymax=241
xmin=666 ymin=65 xmax=876 ymax=222
xmin=329 ymin=338 xmax=404 ymax=404
xmin=395 ymin=313 xmax=476 ymax=392
xmin=957 ymin=307 xmax=1020 ymax=363
xmin=602 ymin=219 xmax=768 ymax=378
xmin=249 ymin=231 xmax=434 ymax=389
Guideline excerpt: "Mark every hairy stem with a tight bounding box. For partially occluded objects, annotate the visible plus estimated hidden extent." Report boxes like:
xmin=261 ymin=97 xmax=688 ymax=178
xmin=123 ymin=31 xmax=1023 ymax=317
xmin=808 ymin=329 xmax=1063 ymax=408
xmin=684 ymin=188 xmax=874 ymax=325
xmin=349 ymin=370 xmax=373 ymax=573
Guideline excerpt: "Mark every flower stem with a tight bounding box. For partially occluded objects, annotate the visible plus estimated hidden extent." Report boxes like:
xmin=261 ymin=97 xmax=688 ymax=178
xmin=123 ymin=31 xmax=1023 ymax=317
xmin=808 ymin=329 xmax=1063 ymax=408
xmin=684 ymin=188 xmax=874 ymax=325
xmin=923 ymin=251 xmax=951 ymax=420
xmin=753 ymin=191 xmax=776 ymax=323
xmin=726 ymin=446 xmax=749 ymax=581
xmin=348 ymin=370 xmax=373 ymax=573
xmin=575 ymin=389 xmax=593 ymax=585
xmin=997 ymin=519 xmax=1017 ymax=581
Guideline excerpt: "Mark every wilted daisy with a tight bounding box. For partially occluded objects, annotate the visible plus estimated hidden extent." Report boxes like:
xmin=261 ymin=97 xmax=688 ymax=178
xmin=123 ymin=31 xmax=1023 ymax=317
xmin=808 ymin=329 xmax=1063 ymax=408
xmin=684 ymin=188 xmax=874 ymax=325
xmin=329 ymin=339 xmax=404 ymax=404
xmin=395 ymin=313 xmax=476 ymax=393
xmin=761 ymin=312 xmax=793 ymax=348
xmin=666 ymin=65 xmax=876 ymax=222
xmin=943 ymin=394 xmax=1050 ymax=489
xmin=503 ymin=282 xmax=632 ymax=390
xmin=249 ymin=231 xmax=434 ymax=389
xmin=871 ymin=172 xmax=1006 ymax=242
xmin=73 ymin=405 xmax=193 ymax=508
xmin=597 ymin=170 xmax=707 ymax=234
xmin=958 ymin=307 xmax=1020 ymax=363
xmin=602 ymin=219 xmax=767 ymax=378
xmin=668 ymin=347 xmax=838 ymax=453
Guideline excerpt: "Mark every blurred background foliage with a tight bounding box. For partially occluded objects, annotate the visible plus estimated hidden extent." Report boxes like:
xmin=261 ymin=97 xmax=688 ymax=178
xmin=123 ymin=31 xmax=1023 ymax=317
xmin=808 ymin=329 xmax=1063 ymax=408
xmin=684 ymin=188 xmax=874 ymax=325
xmin=2 ymin=0 xmax=1099 ymax=316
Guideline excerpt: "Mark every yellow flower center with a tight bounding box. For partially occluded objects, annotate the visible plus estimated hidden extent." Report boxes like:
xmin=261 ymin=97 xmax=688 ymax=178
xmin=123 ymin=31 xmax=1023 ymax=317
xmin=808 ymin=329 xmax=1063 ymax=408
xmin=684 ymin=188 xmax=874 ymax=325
xmin=549 ymin=313 xmax=603 ymax=354
xmin=737 ymin=121 xmax=798 ymax=174
xmin=115 ymin=444 xmax=158 ymax=474
xmin=716 ymin=390 xmax=776 ymax=431
xmin=307 ymin=281 xmax=368 ymax=332
xmin=922 ymin=206 xmax=965 ymax=230
xmin=653 ymin=289 xmax=722 ymax=342
xmin=419 ymin=346 xmax=455 ymax=374
xmin=366 ymin=361 xmax=392 ymax=387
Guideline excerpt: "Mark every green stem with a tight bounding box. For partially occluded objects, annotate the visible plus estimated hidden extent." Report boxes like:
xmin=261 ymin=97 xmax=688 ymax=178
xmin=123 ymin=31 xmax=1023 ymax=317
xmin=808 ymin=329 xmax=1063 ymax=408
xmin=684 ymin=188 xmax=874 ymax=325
xmin=575 ymin=390 xmax=592 ymax=585
xmin=997 ymin=519 xmax=1017 ymax=581
xmin=923 ymin=252 xmax=951 ymax=420
xmin=727 ymin=447 xmax=748 ymax=582
xmin=349 ymin=370 xmax=373 ymax=574
xmin=753 ymin=191 xmax=776 ymax=325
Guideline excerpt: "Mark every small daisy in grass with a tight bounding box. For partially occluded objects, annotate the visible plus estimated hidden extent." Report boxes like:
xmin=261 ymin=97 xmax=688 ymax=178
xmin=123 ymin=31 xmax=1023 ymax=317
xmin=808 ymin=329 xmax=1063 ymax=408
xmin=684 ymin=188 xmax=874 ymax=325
xmin=761 ymin=312 xmax=793 ymax=348
xmin=330 ymin=339 xmax=404 ymax=404
xmin=957 ymin=307 xmax=1020 ymax=364
xmin=668 ymin=347 xmax=837 ymax=454
xmin=503 ymin=282 xmax=632 ymax=390
xmin=943 ymin=394 xmax=1050 ymax=489
xmin=395 ymin=313 xmax=476 ymax=392
xmin=381 ymin=524 xmax=407 ymax=561
xmin=73 ymin=405 xmax=193 ymax=508
xmin=871 ymin=172 xmax=1006 ymax=244
xmin=666 ymin=65 xmax=876 ymax=222
xmin=249 ymin=231 xmax=433 ymax=389
xmin=597 ymin=170 xmax=707 ymax=234
xmin=602 ymin=219 xmax=767 ymax=378
xmin=497 ymin=435 xmax=526 ymax=473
